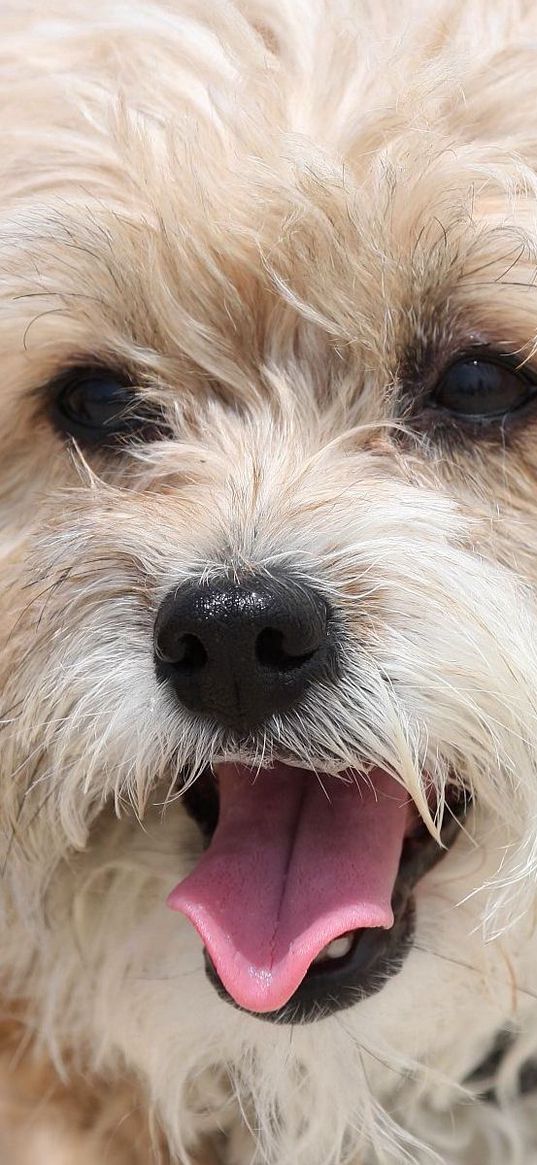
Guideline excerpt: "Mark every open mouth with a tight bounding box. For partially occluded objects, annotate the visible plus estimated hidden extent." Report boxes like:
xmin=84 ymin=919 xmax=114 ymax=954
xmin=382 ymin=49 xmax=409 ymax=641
xmin=167 ymin=763 xmax=467 ymax=1024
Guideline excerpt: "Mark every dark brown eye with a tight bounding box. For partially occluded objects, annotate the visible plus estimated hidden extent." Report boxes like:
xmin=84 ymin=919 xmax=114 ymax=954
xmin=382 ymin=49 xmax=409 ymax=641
xmin=429 ymin=357 xmax=536 ymax=420
xmin=49 ymin=365 xmax=164 ymax=445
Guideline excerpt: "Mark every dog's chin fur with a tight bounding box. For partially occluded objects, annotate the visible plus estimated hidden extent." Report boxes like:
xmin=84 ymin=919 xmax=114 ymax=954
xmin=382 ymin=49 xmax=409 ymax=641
xmin=5 ymin=2 xmax=537 ymax=1162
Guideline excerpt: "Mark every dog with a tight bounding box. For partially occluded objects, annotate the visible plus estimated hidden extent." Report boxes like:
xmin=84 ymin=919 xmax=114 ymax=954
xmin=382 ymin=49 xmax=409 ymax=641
xmin=4 ymin=0 xmax=537 ymax=1161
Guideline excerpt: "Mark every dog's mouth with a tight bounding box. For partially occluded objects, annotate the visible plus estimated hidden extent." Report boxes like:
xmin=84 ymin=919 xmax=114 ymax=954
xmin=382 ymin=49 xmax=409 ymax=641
xmin=167 ymin=763 xmax=466 ymax=1023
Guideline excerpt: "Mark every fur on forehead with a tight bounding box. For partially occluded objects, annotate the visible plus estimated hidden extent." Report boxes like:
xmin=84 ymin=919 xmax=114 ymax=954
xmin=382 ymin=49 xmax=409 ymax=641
xmin=1 ymin=0 xmax=537 ymax=425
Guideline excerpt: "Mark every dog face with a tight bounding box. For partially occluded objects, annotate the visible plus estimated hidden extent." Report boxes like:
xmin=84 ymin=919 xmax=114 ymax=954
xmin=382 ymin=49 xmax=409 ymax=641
xmin=3 ymin=2 xmax=537 ymax=1163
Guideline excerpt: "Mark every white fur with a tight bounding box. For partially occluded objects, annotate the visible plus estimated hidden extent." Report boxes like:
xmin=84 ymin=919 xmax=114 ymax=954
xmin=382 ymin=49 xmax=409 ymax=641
xmin=3 ymin=2 xmax=537 ymax=1163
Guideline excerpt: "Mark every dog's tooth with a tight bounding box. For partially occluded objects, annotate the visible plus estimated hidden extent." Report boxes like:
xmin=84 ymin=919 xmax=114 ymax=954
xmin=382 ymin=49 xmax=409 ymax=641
xmin=313 ymin=933 xmax=354 ymax=964
xmin=324 ymin=934 xmax=354 ymax=959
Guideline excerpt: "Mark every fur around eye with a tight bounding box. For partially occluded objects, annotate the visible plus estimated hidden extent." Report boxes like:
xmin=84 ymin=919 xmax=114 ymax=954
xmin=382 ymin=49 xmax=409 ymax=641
xmin=48 ymin=366 xmax=162 ymax=445
xmin=429 ymin=357 xmax=536 ymax=420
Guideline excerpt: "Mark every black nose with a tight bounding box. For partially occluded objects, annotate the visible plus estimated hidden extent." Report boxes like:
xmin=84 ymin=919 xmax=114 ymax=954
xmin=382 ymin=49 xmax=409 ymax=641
xmin=154 ymin=574 xmax=337 ymax=730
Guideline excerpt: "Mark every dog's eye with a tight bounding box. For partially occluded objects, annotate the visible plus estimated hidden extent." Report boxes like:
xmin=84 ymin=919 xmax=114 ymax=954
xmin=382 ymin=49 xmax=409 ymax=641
xmin=49 ymin=365 xmax=160 ymax=445
xmin=429 ymin=357 xmax=535 ymax=420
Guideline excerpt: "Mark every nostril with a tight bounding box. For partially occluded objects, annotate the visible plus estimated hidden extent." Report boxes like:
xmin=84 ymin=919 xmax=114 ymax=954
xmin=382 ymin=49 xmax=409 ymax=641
xmin=154 ymin=574 xmax=337 ymax=730
xmin=158 ymin=633 xmax=208 ymax=673
xmin=255 ymin=627 xmax=318 ymax=673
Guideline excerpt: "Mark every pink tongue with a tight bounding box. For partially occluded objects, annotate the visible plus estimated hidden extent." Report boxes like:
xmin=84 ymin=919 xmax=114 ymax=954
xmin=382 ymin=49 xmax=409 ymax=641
xmin=168 ymin=764 xmax=411 ymax=1013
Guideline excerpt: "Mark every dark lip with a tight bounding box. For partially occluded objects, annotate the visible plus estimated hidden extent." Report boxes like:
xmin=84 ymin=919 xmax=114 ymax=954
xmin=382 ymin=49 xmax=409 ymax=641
xmin=183 ymin=769 xmax=469 ymax=1024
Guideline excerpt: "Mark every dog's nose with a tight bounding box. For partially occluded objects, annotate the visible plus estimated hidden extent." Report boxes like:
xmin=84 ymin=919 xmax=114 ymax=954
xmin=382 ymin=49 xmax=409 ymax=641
xmin=154 ymin=575 xmax=336 ymax=730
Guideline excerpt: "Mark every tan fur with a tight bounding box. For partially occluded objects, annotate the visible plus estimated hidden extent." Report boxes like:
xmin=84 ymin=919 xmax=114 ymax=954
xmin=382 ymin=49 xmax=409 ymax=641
xmin=0 ymin=1018 xmax=227 ymax=1163
xmin=5 ymin=1 xmax=537 ymax=1163
xmin=0 ymin=1021 xmax=166 ymax=1165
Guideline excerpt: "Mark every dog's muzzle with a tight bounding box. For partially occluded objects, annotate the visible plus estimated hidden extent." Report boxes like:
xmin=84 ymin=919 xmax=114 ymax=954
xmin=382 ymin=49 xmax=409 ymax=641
xmin=154 ymin=571 xmax=466 ymax=1024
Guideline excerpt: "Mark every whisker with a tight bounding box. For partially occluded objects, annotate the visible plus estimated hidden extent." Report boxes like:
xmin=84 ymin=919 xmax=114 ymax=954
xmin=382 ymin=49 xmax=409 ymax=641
xmin=413 ymin=942 xmax=537 ymax=1005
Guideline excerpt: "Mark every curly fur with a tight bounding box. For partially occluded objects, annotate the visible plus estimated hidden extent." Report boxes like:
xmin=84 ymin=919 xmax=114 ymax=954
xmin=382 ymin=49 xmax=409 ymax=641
xmin=3 ymin=1 xmax=537 ymax=1162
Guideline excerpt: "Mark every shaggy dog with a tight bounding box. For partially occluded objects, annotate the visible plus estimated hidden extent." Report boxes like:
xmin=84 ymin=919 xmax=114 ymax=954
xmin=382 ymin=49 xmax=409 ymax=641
xmin=4 ymin=1 xmax=537 ymax=1162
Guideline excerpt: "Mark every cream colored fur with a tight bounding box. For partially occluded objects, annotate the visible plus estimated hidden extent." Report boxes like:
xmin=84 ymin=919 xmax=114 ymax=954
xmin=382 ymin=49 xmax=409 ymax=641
xmin=3 ymin=1 xmax=537 ymax=1162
